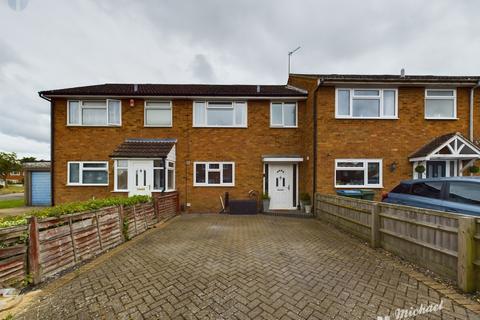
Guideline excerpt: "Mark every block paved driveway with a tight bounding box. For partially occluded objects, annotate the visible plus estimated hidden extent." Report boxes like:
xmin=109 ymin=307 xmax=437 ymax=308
xmin=16 ymin=215 xmax=480 ymax=320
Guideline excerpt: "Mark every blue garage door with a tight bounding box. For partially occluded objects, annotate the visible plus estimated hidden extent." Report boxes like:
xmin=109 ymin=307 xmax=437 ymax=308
xmin=31 ymin=172 xmax=51 ymax=206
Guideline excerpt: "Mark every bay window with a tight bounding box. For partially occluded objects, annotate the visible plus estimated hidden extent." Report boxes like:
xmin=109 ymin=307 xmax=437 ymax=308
xmin=68 ymin=161 xmax=109 ymax=186
xmin=270 ymin=102 xmax=297 ymax=127
xmin=335 ymin=159 xmax=382 ymax=188
xmin=193 ymin=101 xmax=247 ymax=127
xmin=194 ymin=162 xmax=235 ymax=186
xmin=68 ymin=100 xmax=121 ymax=126
xmin=336 ymin=89 xmax=397 ymax=119
xmin=425 ymin=89 xmax=456 ymax=119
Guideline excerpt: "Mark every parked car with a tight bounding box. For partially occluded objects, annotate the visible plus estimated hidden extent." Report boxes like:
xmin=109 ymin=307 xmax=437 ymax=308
xmin=382 ymin=177 xmax=480 ymax=216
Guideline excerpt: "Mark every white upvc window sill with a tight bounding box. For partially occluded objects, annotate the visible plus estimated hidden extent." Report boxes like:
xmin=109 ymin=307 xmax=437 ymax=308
xmin=270 ymin=125 xmax=298 ymax=128
xmin=193 ymin=184 xmax=235 ymax=187
xmin=67 ymin=184 xmax=109 ymax=187
xmin=66 ymin=124 xmax=121 ymax=127
xmin=335 ymin=116 xmax=398 ymax=120
xmin=192 ymin=125 xmax=247 ymax=129
xmin=334 ymin=185 xmax=383 ymax=189
xmin=144 ymin=125 xmax=173 ymax=128
xmin=424 ymin=117 xmax=459 ymax=120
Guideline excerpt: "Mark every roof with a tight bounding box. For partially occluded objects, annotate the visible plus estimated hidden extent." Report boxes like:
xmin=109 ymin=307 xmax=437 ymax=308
xmin=409 ymin=133 xmax=458 ymax=159
xmin=39 ymin=84 xmax=307 ymax=98
xmin=110 ymin=139 xmax=176 ymax=158
xmin=290 ymin=73 xmax=480 ymax=85
xmin=23 ymin=161 xmax=51 ymax=170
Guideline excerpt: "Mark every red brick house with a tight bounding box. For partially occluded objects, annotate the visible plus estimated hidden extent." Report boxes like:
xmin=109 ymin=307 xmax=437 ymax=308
xmin=40 ymin=74 xmax=480 ymax=212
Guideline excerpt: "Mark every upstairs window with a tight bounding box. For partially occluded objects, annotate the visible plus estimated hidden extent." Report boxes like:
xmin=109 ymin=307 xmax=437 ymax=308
xmin=425 ymin=89 xmax=456 ymax=119
xmin=194 ymin=162 xmax=235 ymax=186
xmin=270 ymin=102 xmax=297 ymax=127
xmin=68 ymin=161 xmax=108 ymax=186
xmin=68 ymin=100 xmax=121 ymax=126
xmin=336 ymin=89 xmax=397 ymax=119
xmin=193 ymin=101 xmax=247 ymax=127
xmin=144 ymin=101 xmax=172 ymax=127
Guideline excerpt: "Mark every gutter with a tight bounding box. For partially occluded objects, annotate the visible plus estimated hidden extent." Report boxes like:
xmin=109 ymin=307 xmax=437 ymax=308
xmin=470 ymin=80 xmax=480 ymax=141
xmin=39 ymin=93 xmax=54 ymax=206
xmin=312 ymin=78 xmax=324 ymax=206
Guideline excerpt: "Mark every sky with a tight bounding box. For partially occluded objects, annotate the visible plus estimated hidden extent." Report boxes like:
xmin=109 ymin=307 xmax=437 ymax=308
xmin=0 ymin=0 xmax=480 ymax=160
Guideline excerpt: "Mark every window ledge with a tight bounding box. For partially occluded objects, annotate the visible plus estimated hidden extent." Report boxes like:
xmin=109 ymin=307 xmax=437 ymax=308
xmin=192 ymin=126 xmax=248 ymax=129
xmin=270 ymin=125 xmax=298 ymax=128
xmin=193 ymin=185 xmax=235 ymax=188
xmin=335 ymin=117 xmax=398 ymax=120
xmin=424 ymin=117 xmax=459 ymax=121
xmin=67 ymin=184 xmax=109 ymax=187
xmin=144 ymin=125 xmax=173 ymax=128
xmin=335 ymin=185 xmax=383 ymax=189
xmin=66 ymin=125 xmax=122 ymax=127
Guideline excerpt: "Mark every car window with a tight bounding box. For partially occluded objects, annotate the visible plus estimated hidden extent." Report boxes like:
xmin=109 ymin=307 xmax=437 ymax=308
xmin=411 ymin=182 xmax=443 ymax=199
xmin=391 ymin=183 xmax=410 ymax=194
xmin=448 ymin=182 xmax=480 ymax=205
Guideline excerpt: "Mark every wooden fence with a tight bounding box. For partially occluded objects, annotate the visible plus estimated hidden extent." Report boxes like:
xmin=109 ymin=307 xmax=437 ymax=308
xmin=316 ymin=193 xmax=479 ymax=293
xmin=0 ymin=192 xmax=179 ymax=287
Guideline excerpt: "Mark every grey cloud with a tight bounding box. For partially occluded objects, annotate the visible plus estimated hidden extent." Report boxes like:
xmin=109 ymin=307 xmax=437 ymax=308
xmin=191 ymin=54 xmax=216 ymax=82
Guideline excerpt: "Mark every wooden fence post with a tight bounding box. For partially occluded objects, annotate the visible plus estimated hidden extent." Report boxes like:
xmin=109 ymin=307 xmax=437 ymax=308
xmin=152 ymin=195 xmax=160 ymax=223
xmin=68 ymin=217 xmax=78 ymax=262
xmin=370 ymin=203 xmax=380 ymax=248
xmin=118 ymin=205 xmax=125 ymax=242
xmin=457 ymin=217 xmax=476 ymax=292
xmin=28 ymin=216 xmax=41 ymax=285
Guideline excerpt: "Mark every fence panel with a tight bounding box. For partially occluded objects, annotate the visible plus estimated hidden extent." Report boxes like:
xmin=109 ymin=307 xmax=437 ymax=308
xmin=316 ymin=194 xmax=373 ymax=241
xmin=379 ymin=203 xmax=459 ymax=280
xmin=475 ymin=219 xmax=480 ymax=288
xmin=0 ymin=225 xmax=28 ymax=286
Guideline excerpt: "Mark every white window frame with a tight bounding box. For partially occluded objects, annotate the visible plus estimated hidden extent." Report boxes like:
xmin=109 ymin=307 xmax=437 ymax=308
xmin=270 ymin=102 xmax=298 ymax=128
xmin=334 ymin=159 xmax=383 ymax=188
xmin=193 ymin=162 xmax=235 ymax=187
xmin=335 ymin=88 xmax=398 ymax=119
xmin=424 ymin=89 xmax=457 ymax=120
xmin=193 ymin=101 xmax=247 ymax=128
xmin=114 ymin=160 xmax=129 ymax=191
xmin=144 ymin=101 xmax=173 ymax=127
xmin=67 ymin=99 xmax=122 ymax=126
xmin=166 ymin=161 xmax=175 ymax=191
xmin=67 ymin=161 xmax=109 ymax=186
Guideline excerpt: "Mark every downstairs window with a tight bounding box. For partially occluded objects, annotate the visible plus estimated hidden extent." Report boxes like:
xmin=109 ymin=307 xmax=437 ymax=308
xmin=194 ymin=162 xmax=234 ymax=186
xmin=335 ymin=159 xmax=382 ymax=188
xmin=68 ymin=161 xmax=109 ymax=186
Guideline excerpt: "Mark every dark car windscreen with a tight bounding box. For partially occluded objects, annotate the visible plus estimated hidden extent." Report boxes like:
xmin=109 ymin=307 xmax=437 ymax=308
xmin=391 ymin=183 xmax=410 ymax=194
xmin=447 ymin=182 xmax=480 ymax=205
xmin=411 ymin=182 xmax=443 ymax=199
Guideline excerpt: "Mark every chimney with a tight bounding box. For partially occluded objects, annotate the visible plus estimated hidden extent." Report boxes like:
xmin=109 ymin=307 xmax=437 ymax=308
xmin=400 ymin=68 xmax=406 ymax=78
xmin=133 ymin=84 xmax=138 ymax=92
xmin=257 ymin=85 xmax=260 ymax=93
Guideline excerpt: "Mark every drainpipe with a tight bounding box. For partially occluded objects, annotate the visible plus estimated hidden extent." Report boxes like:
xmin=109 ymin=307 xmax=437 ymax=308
xmin=38 ymin=92 xmax=54 ymax=206
xmin=470 ymin=80 xmax=480 ymax=141
xmin=312 ymin=78 xmax=324 ymax=203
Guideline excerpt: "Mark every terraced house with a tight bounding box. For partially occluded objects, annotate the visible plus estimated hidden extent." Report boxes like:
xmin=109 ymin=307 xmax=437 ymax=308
xmin=40 ymin=73 xmax=480 ymax=212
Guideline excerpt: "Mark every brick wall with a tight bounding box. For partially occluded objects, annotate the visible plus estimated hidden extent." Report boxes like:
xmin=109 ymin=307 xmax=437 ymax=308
xmin=53 ymin=99 xmax=308 ymax=212
xmin=289 ymin=75 xmax=479 ymax=199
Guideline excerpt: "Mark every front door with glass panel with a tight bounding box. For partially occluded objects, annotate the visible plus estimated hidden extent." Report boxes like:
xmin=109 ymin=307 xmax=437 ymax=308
xmin=268 ymin=164 xmax=294 ymax=209
xmin=130 ymin=161 xmax=152 ymax=196
xmin=427 ymin=161 xmax=446 ymax=178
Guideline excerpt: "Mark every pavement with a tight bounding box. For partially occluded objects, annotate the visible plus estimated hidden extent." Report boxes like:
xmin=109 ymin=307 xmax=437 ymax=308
xmin=10 ymin=215 xmax=480 ymax=320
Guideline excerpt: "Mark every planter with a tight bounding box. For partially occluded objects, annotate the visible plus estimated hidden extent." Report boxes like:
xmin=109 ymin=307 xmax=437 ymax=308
xmin=304 ymin=205 xmax=312 ymax=214
xmin=300 ymin=201 xmax=305 ymax=211
xmin=262 ymin=199 xmax=270 ymax=212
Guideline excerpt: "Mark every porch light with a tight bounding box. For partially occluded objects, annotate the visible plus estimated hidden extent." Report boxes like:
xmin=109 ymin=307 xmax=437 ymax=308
xmin=389 ymin=161 xmax=398 ymax=172
xmin=129 ymin=99 xmax=135 ymax=107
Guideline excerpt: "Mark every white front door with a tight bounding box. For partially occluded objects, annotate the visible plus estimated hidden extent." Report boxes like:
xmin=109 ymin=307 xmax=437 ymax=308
xmin=130 ymin=161 xmax=152 ymax=196
xmin=268 ymin=164 xmax=294 ymax=209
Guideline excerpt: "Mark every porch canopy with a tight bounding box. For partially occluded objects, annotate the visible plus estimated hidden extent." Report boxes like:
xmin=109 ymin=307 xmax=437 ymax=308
xmin=262 ymin=154 xmax=303 ymax=162
xmin=409 ymin=132 xmax=480 ymax=177
xmin=110 ymin=138 xmax=176 ymax=160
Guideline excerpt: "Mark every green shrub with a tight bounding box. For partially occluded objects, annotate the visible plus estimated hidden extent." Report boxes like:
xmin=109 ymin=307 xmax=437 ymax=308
xmin=261 ymin=193 xmax=270 ymax=200
xmin=300 ymin=192 xmax=311 ymax=202
xmin=0 ymin=195 xmax=151 ymax=229
xmin=469 ymin=165 xmax=479 ymax=174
